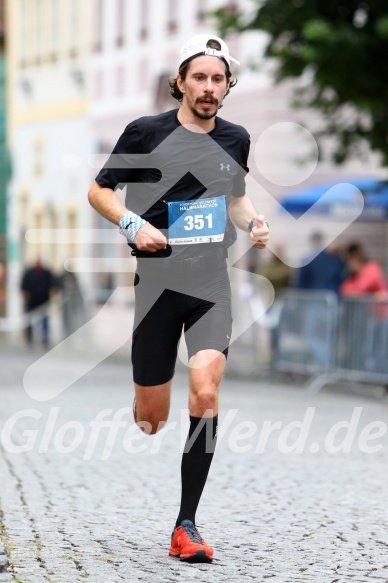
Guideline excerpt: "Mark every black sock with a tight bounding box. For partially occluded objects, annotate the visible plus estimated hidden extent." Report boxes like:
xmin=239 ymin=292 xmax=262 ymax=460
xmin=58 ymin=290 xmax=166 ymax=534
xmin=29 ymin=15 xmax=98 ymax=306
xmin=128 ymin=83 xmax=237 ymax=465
xmin=175 ymin=414 xmax=218 ymax=527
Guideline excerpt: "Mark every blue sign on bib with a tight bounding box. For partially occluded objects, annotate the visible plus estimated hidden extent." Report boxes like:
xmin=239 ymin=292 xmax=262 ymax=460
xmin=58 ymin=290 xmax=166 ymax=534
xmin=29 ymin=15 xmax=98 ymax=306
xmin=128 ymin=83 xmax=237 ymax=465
xmin=168 ymin=196 xmax=227 ymax=245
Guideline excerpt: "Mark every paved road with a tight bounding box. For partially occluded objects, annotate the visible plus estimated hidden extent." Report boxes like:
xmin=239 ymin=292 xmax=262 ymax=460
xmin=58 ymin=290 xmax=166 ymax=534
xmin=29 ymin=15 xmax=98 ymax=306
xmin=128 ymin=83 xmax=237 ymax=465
xmin=0 ymin=344 xmax=388 ymax=583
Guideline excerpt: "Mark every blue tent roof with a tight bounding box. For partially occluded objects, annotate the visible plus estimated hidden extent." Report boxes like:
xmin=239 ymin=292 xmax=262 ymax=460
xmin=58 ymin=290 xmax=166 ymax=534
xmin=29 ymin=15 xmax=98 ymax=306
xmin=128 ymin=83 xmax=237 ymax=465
xmin=280 ymin=177 xmax=388 ymax=220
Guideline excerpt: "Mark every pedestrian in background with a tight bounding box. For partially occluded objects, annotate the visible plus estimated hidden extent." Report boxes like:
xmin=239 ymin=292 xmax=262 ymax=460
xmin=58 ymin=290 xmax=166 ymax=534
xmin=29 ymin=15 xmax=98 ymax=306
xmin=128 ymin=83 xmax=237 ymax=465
xmin=20 ymin=258 xmax=55 ymax=346
xmin=257 ymin=244 xmax=292 ymax=362
xmin=340 ymin=242 xmax=387 ymax=295
xmin=294 ymin=232 xmax=347 ymax=367
xmin=339 ymin=243 xmax=388 ymax=373
xmin=259 ymin=244 xmax=292 ymax=298
xmin=295 ymin=231 xmax=347 ymax=294
xmin=59 ymin=270 xmax=85 ymax=339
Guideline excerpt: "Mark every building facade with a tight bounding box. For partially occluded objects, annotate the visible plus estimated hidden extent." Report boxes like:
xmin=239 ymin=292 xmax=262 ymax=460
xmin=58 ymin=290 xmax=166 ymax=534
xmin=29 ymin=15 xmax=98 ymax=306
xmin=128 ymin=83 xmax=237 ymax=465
xmin=5 ymin=0 xmax=386 ymax=332
xmin=0 ymin=0 xmax=10 ymax=316
xmin=6 ymin=0 xmax=93 ymax=324
xmin=88 ymin=0 xmax=385 ymax=277
xmin=89 ymin=0 xmax=254 ymax=296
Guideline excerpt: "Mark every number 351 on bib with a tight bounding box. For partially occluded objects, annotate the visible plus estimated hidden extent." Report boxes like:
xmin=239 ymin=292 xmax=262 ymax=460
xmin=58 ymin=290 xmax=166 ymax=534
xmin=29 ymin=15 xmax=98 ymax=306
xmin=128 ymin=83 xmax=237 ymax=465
xmin=167 ymin=196 xmax=227 ymax=245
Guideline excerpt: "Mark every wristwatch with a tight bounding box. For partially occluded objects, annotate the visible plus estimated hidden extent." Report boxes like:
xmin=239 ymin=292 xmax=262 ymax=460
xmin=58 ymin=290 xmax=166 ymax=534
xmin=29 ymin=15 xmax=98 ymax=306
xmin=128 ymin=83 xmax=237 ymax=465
xmin=248 ymin=218 xmax=269 ymax=232
xmin=248 ymin=218 xmax=255 ymax=233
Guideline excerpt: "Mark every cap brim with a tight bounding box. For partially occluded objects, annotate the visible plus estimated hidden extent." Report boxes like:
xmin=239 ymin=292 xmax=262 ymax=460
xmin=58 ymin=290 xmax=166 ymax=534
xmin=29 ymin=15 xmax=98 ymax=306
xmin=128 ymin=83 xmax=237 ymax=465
xmin=179 ymin=52 xmax=231 ymax=69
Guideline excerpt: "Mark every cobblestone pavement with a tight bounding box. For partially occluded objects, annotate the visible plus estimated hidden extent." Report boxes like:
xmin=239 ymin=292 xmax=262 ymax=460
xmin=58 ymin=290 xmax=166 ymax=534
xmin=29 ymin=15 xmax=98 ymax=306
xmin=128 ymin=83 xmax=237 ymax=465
xmin=0 ymin=344 xmax=388 ymax=583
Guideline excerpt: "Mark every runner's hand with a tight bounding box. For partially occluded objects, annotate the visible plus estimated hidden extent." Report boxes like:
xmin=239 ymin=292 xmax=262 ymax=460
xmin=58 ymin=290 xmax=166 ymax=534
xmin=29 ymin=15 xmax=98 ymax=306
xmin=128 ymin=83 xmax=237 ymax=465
xmin=250 ymin=214 xmax=269 ymax=249
xmin=134 ymin=223 xmax=167 ymax=252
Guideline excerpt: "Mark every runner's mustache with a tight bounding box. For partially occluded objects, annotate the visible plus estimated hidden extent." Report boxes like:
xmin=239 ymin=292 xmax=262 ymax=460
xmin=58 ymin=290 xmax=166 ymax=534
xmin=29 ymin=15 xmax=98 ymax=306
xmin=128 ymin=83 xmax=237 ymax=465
xmin=196 ymin=96 xmax=218 ymax=105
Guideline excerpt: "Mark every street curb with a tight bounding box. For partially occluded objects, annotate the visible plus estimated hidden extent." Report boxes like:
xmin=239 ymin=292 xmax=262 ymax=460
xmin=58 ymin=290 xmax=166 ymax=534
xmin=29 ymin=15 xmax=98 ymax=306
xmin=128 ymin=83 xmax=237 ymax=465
xmin=0 ymin=507 xmax=16 ymax=582
xmin=0 ymin=527 xmax=10 ymax=576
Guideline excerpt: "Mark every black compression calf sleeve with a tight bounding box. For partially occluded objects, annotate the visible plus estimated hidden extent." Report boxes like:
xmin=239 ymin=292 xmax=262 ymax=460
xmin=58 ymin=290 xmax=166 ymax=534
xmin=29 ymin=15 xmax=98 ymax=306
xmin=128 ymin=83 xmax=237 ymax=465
xmin=175 ymin=414 xmax=218 ymax=527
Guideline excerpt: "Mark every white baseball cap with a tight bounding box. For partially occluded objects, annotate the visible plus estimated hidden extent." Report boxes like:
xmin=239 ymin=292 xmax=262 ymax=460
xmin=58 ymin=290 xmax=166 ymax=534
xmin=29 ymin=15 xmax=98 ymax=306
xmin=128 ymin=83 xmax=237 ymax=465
xmin=178 ymin=34 xmax=240 ymax=69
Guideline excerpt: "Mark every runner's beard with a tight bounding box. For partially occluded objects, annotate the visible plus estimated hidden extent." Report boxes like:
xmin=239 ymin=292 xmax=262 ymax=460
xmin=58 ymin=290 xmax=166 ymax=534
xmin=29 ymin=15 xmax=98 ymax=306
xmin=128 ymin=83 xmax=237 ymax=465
xmin=190 ymin=97 xmax=220 ymax=120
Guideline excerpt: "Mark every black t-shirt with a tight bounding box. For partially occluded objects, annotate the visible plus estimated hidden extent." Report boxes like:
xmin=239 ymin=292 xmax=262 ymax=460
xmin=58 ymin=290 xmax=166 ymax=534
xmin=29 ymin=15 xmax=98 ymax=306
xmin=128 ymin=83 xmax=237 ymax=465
xmin=21 ymin=267 xmax=53 ymax=309
xmin=95 ymin=108 xmax=250 ymax=259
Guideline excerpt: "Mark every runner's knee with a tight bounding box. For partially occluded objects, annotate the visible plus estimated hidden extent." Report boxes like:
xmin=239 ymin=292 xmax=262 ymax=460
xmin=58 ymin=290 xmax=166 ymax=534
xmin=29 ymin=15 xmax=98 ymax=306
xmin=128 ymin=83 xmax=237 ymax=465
xmin=136 ymin=415 xmax=168 ymax=435
xmin=191 ymin=387 xmax=218 ymax=415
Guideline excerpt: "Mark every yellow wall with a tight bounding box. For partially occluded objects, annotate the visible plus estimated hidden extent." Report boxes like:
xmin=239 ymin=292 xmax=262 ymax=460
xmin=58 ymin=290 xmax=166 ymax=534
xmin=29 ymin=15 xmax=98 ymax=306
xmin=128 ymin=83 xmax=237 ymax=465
xmin=6 ymin=0 xmax=92 ymax=131
xmin=5 ymin=0 xmax=92 ymax=272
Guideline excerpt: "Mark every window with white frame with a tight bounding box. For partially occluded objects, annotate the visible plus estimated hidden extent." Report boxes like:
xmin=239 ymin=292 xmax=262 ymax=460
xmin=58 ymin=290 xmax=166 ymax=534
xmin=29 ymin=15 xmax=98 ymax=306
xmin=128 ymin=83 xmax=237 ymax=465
xmin=19 ymin=0 xmax=29 ymax=65
xmin=50 ymin=0 xmax=61 ymax=60
xmin=116 ymin=0 xmax=126 ymax=47
xmin=116 ymin=65 xmax=126 ymax=97
xmin=69 ymin=0 xmax=80 ymax=57
xmin=167 ymin=0 xmax=178 ymax=34
xmin=94 ymin=70 xmax=103 ymax=100
xmin=196 ymin=0 xmax=206 ymax=23
xmin=35 ymin=0 xmax=45 ymax=64
xmin=139 ymin=0 xmax=148 ymax=41
xmin=94 ymin=0 xmax=104 ymax=51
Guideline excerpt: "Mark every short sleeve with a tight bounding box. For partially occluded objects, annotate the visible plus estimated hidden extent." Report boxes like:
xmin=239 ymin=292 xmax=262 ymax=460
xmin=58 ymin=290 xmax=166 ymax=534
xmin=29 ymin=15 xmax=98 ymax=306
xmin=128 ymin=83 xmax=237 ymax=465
xmin=95 ymin=121 xmax=144 ymax=190
xmin=232 ymin=131 xmax=250 ymax=198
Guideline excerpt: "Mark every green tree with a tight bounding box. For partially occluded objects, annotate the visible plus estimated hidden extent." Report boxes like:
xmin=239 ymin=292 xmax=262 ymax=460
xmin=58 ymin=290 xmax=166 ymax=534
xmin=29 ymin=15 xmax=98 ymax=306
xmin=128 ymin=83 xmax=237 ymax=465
xmin=215 ymin=1 xmax=388 ymax=166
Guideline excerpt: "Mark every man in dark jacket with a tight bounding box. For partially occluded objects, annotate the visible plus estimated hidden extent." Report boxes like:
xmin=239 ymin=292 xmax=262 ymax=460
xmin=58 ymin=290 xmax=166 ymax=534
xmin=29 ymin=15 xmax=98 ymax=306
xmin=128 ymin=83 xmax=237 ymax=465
xmin=295 ymin=231 xmax=346 ymax=294
xmin=21 ymin=258 xmax=54 ymax=346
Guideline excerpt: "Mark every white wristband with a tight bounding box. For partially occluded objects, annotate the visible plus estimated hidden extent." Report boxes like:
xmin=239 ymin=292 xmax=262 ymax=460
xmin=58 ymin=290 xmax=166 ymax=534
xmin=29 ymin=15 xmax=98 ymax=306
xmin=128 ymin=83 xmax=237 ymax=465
xmin=119 ymin=211 xmax=147 ymax=243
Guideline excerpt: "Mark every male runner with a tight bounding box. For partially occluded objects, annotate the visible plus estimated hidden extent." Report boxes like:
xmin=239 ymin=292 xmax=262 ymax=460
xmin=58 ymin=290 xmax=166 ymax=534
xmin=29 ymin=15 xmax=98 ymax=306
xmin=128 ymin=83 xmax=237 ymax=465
xmin=88 ymin=34 xmax=269 ymax=563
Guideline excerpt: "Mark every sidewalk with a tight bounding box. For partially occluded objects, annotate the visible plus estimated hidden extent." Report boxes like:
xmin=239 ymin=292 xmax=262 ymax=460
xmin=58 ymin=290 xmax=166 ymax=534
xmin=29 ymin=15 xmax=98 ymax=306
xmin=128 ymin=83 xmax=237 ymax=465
xmin=0 ymin=344 xmax=388 ymax=582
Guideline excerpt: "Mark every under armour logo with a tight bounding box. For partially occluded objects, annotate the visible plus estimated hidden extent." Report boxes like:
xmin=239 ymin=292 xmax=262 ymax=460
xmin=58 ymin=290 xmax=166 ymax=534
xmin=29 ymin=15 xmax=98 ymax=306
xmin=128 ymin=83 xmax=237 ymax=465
xmin=220 ymin=163 xmax=230 ymax=172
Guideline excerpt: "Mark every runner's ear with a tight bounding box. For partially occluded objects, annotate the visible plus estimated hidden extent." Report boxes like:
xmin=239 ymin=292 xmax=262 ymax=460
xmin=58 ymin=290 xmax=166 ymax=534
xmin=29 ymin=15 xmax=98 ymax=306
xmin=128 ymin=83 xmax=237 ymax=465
xmin=177 ymin=74 xmax=185 ymax=94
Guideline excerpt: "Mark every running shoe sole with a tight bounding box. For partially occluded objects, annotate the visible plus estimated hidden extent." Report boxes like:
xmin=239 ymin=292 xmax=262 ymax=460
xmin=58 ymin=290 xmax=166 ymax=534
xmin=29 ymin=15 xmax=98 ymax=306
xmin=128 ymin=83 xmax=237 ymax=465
xmin=169 ymin=549 xmax=213 ymax=563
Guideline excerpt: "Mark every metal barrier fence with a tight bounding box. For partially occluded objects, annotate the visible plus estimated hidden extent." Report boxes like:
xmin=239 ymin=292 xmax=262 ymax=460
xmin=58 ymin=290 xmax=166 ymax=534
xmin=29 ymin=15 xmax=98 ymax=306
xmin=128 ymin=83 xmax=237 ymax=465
xmin=335 ymin=295 xmax=388 ymax=383
xmin=275 ymin=291 xmax=339 ymax=375
xmin=274 ymin=290 xmax=388 ymax=392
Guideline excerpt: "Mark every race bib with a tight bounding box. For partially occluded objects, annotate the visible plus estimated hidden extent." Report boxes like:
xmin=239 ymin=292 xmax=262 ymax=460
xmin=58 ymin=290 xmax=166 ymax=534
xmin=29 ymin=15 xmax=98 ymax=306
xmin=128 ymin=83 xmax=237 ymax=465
xmin=168 ymin=196 xmax=227 ymax=245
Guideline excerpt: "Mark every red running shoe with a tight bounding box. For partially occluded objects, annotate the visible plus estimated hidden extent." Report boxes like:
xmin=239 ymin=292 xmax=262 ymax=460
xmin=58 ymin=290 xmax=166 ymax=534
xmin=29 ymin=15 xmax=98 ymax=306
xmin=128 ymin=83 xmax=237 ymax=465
xmin=169 ymin=520 xmax=213 ymax=563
